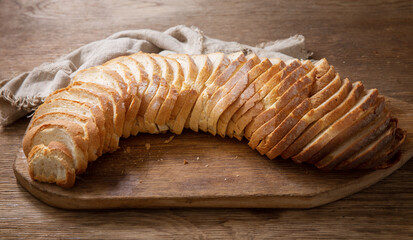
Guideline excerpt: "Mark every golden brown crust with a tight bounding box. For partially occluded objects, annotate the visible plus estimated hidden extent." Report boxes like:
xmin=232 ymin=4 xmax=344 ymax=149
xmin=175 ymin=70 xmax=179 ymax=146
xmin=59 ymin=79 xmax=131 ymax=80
xmin=292 ymin=88 xmax=379 ymax=164
xmin=23 ymin=120 xmax=88 ymax=173
xmin=223 ymin=59 xmax=279 ymax=138
xmin=232 ymin=60 xmax=302 ymax=139
xmin=190 ymin=53 xmax=230 ymax=132
xmin=30 ymin=112 xmax=101 ymax=161
xmin=28 ymin=142 xmax=76 ymax=188
xmin=208 ymin=54 xmax=260 ymax=136
xmin=264 ymin=72 xmax=343 ymax=159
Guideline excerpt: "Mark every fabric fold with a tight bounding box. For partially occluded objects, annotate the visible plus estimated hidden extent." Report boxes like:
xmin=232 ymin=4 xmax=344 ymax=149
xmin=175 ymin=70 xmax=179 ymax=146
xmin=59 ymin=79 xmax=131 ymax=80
xmin=0 ymin=25 xmax=311 ymax=126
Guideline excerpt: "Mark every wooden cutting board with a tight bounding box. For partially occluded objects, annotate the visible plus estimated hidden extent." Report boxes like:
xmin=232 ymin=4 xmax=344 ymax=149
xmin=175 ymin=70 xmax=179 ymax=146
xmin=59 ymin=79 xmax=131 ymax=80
xmin=13 ymin=97 xmax=413 ymax=209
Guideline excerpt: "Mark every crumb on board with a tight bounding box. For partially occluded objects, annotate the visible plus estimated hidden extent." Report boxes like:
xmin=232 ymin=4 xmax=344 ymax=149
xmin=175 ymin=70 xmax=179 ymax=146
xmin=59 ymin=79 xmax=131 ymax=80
xmin=145 ymin=143 xmax=151 ymax=150
xmin=236 ymin=174 xmax=240 ymax=177
xmin=205 ymin=164 xmax=209 ymax=167
xmin=233 ymin=156 xmax=238 ymax=159
xmin=224 ymin=178 xmax=227 ymax=181
xmin=126 ymin=146 xmax=131 ymax=153
xmin=164 ymin=135 xmax=175 ymax=144
xmin=184 ymin=160 xmax=188 ymax=165
xmin=196 ymin=157 xmax=200 ymax=160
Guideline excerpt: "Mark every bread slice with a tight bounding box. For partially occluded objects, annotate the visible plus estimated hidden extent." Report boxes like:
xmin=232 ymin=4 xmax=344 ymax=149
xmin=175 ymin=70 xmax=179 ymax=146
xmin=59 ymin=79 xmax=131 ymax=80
xmin=189 ymin=53 xmax=230 ymax=132
xmin=28 ymin=141 xmax=76 ymax=188
xmin=103 ymin=56 xmax=150 ymax=136
xmin=151 ymin=55 xmax=180 ymax=132
xmin=44 ymin=87 xmax=112 ymax=155
xmin=208 ymin=54 xmax=261 ymax=135
xmin=155 ymin=57 xmax=185 ymax=131
xmin=309 ymin=95 xmax=386 ymax=165
xmin=264 ymin=72 xmax=343 ymax=159
xmin=70 ymin=82 xmax=125 ymax=149
xmin=225 ymin=59 xmax=284 ymax=138
xmin=102 ymin=61 xmax=141 ymax=138
xmin=198 ymin=52 xmax=247 ymax=133
xmin=280 ymin=77 xmax=351 ymax=159
xmin=183 ymin=54 xmax=213 ymax=129
xmin=256 ymin=84 xmax=316 ymax=155
xmin=172 ymin=54 xmax=213 ymax=133
xmin=166 ymin=54 xmax=199 ymax=134
xmin=316 ymin=105 xmax=390 ymax=170
xmin=71 ymin=67 xmax=128 ymax=137
xmin=286 ymin=81 xmax=364 ymax=162
xmin=250 ymin=90 xmax=310 ymax=153
xmin=357 ymin=127 xmax=406 ymax=169
xmin=23 ymin=120 xmax=88 ymax=173
xmin=291 ymin=88 xmax=379 ymax=164
xmin=245 ymin=61 xmax=316 ymax=141
xmin=30 ymin=112 xmax=102 ymax=161
xmin=231 ymin=60 xmax=302 ymax=140
xmin=129 ymin=53 xmax=167 ymax=134
xmin=32 ymin=98 xmax=108 ymax=155
xmin=335 ymin=119 xmax=398 ymax=170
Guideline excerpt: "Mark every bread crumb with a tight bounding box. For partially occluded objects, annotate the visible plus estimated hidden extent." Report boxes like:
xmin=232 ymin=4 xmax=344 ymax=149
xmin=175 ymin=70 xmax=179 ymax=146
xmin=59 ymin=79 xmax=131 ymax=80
xmin=205 ymin=164 xmax=209 ymax=167
xmin=145 ymin=143 xmax=151 ymax=150
xmin=164 ymin=135 xmax=175 ymax=143
xmin=236 ymin=174 xmax=240 ymax=177
xmin=233 ymin=156 xmax=238 ymax=159
xmin=224 ymin=178 xmax=227 ymax=181
xmin=126 ymin=147 xmax=131 ymax=153
xmin=196 ymin=157 xmax=200 ymax=160
xmin=184 ymin=160 xmax=188 ymax=165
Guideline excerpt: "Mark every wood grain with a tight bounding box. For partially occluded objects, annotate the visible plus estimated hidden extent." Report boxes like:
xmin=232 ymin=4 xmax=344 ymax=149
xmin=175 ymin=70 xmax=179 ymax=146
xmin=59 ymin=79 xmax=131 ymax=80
xmin=1 ymin=0 xmax=413 ymax=239
xmin=13 ymin=97 xmax=413 ymax=209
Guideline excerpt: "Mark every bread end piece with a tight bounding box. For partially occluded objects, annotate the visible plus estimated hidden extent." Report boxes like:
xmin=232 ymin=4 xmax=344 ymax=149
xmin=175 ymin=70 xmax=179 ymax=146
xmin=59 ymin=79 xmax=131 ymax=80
xmin=28 ymin=142 xmax=76 ymax=188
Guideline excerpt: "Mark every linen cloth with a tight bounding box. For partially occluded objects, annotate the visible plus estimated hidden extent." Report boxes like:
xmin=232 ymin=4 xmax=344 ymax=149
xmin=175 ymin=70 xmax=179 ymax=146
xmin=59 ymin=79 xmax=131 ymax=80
xmin=0 ymin=25 xmax=311 ymax=126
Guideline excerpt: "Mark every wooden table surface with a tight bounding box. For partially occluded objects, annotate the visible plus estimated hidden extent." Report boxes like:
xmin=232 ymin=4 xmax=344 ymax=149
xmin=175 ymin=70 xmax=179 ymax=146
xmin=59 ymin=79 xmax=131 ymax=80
xmin=1 ymin=0 xmax=412 ymax=238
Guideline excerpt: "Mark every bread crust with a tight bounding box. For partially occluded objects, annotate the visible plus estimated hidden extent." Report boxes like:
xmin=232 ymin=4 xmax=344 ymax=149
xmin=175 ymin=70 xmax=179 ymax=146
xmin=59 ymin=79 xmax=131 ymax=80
xmin=286 ymin=81 xmax=364 ymax=162
xmin=154 ymin=55 xmax=182 ymax=132
xmin=292 ymin=88 xmax=379 ymax=164
xmin=335 ymin=119 xmax=397 ymax=170
xmin=224 ymin=59 xmax=280 ymax=138
xmin=358 ymin=127 xmax=406 ymax=169
xmin=70 ymin=82 xmax=125 ymax=148
xmin=190 ymin=53 xmax=230 ymax=132
xmin=232 ymin=60 xmax=302 ymax=139
xmin=208 ymin=54 xmax=260 ymax=136
xmin=265 ymin=73 xmax=343 ymax=159
xmin=198 ymin=52 xmax=246 ymax=132
xmin=28 ymin=142 xmax=76 ymax=188
xmin=30 ymin=112 xmax=101 ymax=161
xmin=316 ymin=106 xmax=390 ymax=170
xmin=23 ymin=120 xmax=88 ymax=173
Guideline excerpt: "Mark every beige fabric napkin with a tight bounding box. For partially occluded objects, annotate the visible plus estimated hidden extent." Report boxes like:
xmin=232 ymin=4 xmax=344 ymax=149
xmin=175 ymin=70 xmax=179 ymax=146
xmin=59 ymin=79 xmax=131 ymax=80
xmin=0 ymin=25 xmax=311 ymax=126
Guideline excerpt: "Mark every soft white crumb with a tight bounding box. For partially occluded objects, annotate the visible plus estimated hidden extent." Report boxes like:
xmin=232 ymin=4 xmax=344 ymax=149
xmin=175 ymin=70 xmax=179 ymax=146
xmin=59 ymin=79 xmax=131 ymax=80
xmin=145 ymin=143 xmax=151 ymax=150
xmin=205 ymin=164 xmax=209 ymax=167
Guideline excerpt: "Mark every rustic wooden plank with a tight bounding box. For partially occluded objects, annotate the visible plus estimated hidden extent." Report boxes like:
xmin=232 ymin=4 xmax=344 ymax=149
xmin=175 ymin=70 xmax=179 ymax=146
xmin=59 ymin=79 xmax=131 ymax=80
xmin=1 ymin=0 xmax=412 ymax=239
